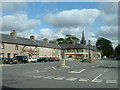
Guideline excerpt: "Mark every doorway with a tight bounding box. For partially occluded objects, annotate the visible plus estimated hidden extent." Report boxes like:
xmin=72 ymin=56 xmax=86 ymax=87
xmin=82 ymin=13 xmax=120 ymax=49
xmin=7 ymin=53 xmax=10 ymax=58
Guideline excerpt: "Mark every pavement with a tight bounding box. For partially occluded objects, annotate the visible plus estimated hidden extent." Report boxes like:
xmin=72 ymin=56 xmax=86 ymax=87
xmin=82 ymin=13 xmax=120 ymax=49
xmin=1 ymin=59 xmax=120 ymax=89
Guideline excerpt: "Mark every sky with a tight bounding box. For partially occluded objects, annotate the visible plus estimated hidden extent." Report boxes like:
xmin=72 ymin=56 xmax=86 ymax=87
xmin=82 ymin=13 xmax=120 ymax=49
xmin=0 ymin=0 xmax=119 ymax=48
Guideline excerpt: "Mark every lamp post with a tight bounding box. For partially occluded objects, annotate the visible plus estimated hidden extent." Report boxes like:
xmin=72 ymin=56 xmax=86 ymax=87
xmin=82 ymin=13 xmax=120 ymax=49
xmin=88 ymin=40 xmax=91 ymax=59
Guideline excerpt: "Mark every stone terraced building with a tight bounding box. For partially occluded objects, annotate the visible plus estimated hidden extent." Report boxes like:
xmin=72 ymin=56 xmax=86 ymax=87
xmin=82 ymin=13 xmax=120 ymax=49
xmin=0 ymin=30 xmax=101 ymax=60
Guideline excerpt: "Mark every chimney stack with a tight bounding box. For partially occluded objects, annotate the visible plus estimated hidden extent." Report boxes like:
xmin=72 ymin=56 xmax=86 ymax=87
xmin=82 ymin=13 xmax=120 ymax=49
xmin=30 ymin=35 xmax=35 ymax=41
xmin=72 ymin=40 xmax=76 ymax=44
xmin=10 ymin=30 xmax=17 ymax=38
xmin=54 ymin=41 xmax=58 ymax=44
xmin=43 ymin=38 xmax=49 ymax=43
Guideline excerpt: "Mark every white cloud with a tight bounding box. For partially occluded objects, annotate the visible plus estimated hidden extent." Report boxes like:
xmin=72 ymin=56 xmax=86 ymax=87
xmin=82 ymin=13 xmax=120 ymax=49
xmin=100 ymin=2 xmax=118 ymax=14
xmin=37 ymin=28 xmax=55 ymax=40
xmin=101 ymin=12 xmax=118 ymax=26
xmin=45 ymin=9 xmax=100 ymax=28
xmin=17 ymin=29 xmax=35 ymax=38
xmin=0 ymin=2 xmax=28 ymax=12
xmin=37 ymin=28 xmax=65 ymax=40
xmin=37 ymin=27 xmax=95 ymax=45
xmin=93 ymin=3 xmax=118 ymax=48
xmin=96 ymin=26 xmax=118 ymax=40
xmin=0 ymin=14 xmax=40 ymax=38
xmin=41 ymin=9 xmax=101 ymax=43
xmin=1 ymin=14 xmax=40 ymax=32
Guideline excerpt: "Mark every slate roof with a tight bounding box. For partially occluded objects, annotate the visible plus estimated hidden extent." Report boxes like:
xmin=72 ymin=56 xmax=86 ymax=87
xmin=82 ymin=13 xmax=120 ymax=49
xmin=0 ymin=34 xmax=61 ymax=49
xmin=0 ymin=34 xmax=99 ymax=51
xmin=59 ymin=44 xmax=85 ymax=49
xmin=59 ymin=44 xmax=99 ymax=52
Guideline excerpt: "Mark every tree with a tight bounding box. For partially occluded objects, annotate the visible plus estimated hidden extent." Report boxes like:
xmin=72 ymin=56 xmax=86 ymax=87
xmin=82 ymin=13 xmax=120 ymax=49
xmin=56 ymin=34 xmax=80 ymax=44
xmin=96 ymin=38 xmax=114 ymax=58
xmin=65 ymin=34 xmax=79 ymax=44
xmin=115 ymin=44 xmax=120 ymax=56
xmin=56 ymin=38 xmax=67 ymax=44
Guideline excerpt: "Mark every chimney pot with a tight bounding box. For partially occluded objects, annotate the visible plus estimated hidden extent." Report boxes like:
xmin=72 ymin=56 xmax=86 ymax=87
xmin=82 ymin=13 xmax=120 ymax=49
xmin=10 ymin=30 xmax=17 ymax=38
xmin=43 ymin=38 xmax=49 ymax=43
xmin=30 ymin=36 xmax=35 ymax=41
xmin=72 ymin=40 xmax=76 ymax=44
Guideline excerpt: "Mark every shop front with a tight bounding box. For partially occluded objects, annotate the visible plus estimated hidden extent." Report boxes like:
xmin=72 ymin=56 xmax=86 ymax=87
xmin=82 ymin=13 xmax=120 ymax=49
xmin=64 ymin=52 xmax=88 ymax=60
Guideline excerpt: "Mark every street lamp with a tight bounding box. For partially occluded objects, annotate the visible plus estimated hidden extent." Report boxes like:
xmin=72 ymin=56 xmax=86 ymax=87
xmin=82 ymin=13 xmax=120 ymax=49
xmin=88 ymin=40 xmax=91 ymax=59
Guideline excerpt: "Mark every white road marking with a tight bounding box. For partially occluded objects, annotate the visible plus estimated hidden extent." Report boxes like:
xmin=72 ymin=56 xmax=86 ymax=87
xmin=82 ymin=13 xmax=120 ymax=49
xmin=52 ymin=67 xmax=57 ymax=70
xmin=43 ymin=76 xmax=54 ymax=79
xmin=36 ymin=70 xmax=39 ymax=72
xmin=66 ymin=78 xmax=77 ymax=81
xmin=92 ymin=66 xmax=95 ymax=67
xmin=33 ymin=75 xmax=43 ymax=78
xmin=91 ymin=74 xmax=103 ymax=82
xmin=23 ymin=70 xmax=39 ymax=75
xmin=39 ymin=70 xmax=47 ymax=73
xmin=74 ymin=65 xmax=79 ymax=67
xmin=91 ymin=79 xmax=103 ymax=83
xmin=104 ymin=69 xmax=108 ymax=72
xmin=69 ymin=71 xmax=81 ymax=74
xmin=69 ymin=69 xmax=86 ymax=74
xmin=106 ymin=80 xmax=117 ymax=83
xmin=44 ymin=67 xmax=50 ymax=69
xmin=110 ymin=65 xmax=112 ymax=67
xmin=104 ymin=64 xmax=112 ymax=72
xmin=79 ymin=78 xmax=89 ymax=82
xmin=24 ymin=70 xmax=47 ymax=76
xmin=54 ymin=77 xmax=65 ymax=80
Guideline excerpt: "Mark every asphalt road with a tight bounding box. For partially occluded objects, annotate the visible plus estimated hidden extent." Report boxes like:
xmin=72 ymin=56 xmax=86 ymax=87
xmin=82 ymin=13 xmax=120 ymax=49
xmin=1 ymin=59 xmax=120 ymax=89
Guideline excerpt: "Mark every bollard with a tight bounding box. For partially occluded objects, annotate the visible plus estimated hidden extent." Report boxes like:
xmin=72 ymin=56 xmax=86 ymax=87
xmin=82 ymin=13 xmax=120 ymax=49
xmin=61 ymin=59 xmax=65 ymax=66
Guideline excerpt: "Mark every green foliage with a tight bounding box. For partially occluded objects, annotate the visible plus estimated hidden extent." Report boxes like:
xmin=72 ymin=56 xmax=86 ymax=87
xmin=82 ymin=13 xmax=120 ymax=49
xmin=115 ymin=44 xmax=120 ymax=56
xmin=96 ymin=38 xmax=114 ymax=58
xmin=56 ymin=34 xmax=80 ymax=44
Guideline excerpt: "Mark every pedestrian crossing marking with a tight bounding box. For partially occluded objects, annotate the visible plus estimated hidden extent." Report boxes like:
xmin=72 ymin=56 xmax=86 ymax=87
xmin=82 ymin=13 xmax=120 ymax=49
xmin=32 ymin=75 xmax=117 ymax=84
xmin=91 ymin=79 xmax=103 ymax=83
xmin=66 ymin=78 xmax=77 ymax=81
xmin=106 ymin=80 xmax=117 ymax=83
xmin=43 ymin=76 xmax=54 ymax=79
xmin=79 ymin=78 xmax=89 ymax=82
xmin=54 ymin=77 xmax=65 ymax=80
xmin=69 ymin=69 xmax=86 ymax=74
xmin=33 ymin=75 xmax=43 ymax=78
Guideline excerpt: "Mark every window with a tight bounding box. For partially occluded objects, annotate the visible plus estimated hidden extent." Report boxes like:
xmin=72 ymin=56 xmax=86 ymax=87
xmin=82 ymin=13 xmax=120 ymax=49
xmin=15 ymin=45 xmax=18 ymax=50
xmin=7 ymin=53 xmax=10 ymax=58
xmin=41 ymin=48 xmax=43 ymax=52
xmin=0 ymin=43 xmax=4 ymax=49
xmin=0 ymin=53 xmax=4 ymax=58
xmin=13 ymin=54 xmax=18 ymax=57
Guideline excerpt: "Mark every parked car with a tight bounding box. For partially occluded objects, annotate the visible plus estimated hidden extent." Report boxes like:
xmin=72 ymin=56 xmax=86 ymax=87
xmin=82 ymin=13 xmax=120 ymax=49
xmin=37 ymin=57 xmax=48 ymax=62
xmin=2 ymin=58 xmax=18 ymax=64
xmin=48 ymin=57 xmax=54 ymax=62
xmin=15 ymin=56 xmax=28 ymax=63
xmin=2 ymin=58 xmax=9 ymax=64
xmin=115 ymin=56 xmax=120 ymax=60
xmin=28 ymin=58 xmax=37 ymax=63
xmin=37 ymin=57 xmax=60 ymax=62
xmin=37 ymin=57 xmax=43 ymax=62
xmin=51 ymin=57 xmax=60 ymax=61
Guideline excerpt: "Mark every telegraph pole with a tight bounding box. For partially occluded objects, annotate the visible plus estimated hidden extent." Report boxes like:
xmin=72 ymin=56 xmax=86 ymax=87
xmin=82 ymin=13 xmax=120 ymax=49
xmin=88 ymin=40 xmax=91 ymax=59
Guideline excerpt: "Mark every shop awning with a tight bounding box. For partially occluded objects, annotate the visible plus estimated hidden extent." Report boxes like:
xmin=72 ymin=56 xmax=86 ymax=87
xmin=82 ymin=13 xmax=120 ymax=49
xmin=64 ymin=52 xmax=88 ymax=55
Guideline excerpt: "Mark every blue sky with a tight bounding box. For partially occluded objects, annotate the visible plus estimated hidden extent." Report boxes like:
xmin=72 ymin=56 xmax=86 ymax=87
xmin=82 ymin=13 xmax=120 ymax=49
xmin=0 ymin=1 xmax=118 ymax=47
